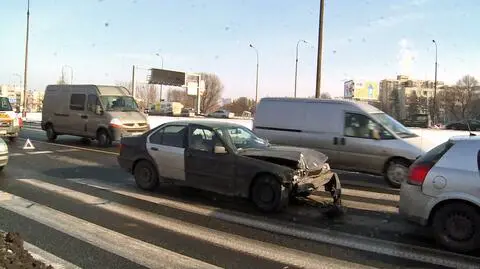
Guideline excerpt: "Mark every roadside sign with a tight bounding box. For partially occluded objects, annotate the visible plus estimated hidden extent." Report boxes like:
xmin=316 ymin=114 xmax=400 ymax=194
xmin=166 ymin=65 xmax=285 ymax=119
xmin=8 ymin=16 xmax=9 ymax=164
xmin=148 ymin=68 xmax=186 ymax=86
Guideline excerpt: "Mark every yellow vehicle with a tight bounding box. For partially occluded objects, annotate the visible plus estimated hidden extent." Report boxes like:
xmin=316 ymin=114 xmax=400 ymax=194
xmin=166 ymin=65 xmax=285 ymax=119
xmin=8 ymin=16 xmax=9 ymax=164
xmin=0 ymin=97 xmax=22 ymax=142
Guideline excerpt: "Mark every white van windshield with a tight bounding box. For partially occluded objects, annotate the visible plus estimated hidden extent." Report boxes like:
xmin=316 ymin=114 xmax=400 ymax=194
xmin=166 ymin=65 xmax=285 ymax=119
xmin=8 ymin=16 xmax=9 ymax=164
xmin=100 ymin=96 xmax=139 ymax=112
xmin=370 ymin=112 xmax=418 ymax=138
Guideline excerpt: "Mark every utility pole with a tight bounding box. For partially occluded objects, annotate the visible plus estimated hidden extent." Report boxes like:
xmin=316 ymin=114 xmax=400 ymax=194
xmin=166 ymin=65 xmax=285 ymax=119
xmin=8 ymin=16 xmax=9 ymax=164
xmin=23 ymin=0 xmax=31 ymax=117
xmin=432 ymin=40 xmax=438 ymax=125
xmin=131 ymin=65 xmax=136 ymax=98
xmin=249 ymin=44 xmax=259 ymax=104
xmin=315 ymin=0 xmax=325 ymax=98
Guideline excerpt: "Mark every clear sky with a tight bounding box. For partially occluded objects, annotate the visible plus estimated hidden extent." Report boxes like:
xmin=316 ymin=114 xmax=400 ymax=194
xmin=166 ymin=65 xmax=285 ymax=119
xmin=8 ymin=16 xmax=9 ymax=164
xmin=1 ymin=0 xmax=479 ymax=99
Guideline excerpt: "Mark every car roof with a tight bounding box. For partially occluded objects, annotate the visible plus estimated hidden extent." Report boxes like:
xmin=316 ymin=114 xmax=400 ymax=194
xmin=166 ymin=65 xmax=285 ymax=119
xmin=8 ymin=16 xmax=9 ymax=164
xmin=164 ymin=120 xmax=244 ymax=128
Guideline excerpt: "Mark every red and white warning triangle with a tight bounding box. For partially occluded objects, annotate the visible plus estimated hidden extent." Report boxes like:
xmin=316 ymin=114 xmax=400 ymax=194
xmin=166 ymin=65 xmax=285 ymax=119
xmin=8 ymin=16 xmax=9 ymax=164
xmin=23 ymin=139 xmax=35 ymax=150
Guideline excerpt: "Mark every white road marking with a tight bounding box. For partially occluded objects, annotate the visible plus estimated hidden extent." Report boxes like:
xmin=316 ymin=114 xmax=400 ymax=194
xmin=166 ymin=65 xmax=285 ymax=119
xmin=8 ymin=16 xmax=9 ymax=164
xmin=15 ymin=178 xmax=374 ymax=269
xmin=26 ymin=150 xmax=54 ymax=155
xmin=0 ymin=190 xmax=221 ymax=269
xmin=62 ymin=177 xmax=480 ymax=269
xmin=341 ymin=188 xmax=399 ymax=202
xmin=23 ymin=241 xmax=82 ymax=269
xmin=21 ymin=127 xmax=44 ymax=132
xmin=308 ymin=195 xmax=398 ymax=213
xmin=45 ymin=155 xmax=101 ymax=167
xmin=17 ymin=137 xmax=119 ymax=156
xmin=8 ymin=153 xmax=25 ymax=157
xmin=56 ymin=148 xmax=81 ymax=153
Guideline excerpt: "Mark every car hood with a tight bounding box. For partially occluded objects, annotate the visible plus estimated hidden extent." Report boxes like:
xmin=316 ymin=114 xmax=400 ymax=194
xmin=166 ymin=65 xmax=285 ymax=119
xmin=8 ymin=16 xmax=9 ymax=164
xmin=238 ymin=145 xmax=328 ymax=170
xmin=108 ymin=111 xmax=147 ymax=124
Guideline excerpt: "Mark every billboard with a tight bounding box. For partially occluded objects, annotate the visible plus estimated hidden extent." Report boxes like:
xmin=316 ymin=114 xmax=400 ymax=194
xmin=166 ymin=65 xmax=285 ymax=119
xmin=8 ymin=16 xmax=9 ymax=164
xmin=344 ymin=80 xmax=355 ymax=98
xmin=149 ymin=68 xmax=185 ymax=86
xmin=354 ymin=81 xmax=379 ymax=100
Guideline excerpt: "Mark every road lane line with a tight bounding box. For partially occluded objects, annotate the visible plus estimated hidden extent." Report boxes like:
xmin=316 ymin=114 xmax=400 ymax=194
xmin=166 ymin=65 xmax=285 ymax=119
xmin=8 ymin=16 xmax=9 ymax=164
xmin=341 ymin=188 xmax=399 ymax=202
xmin=17 ymin=138 xmax=119 ymax=156
xmin=8 ymin=153 xmax=25 ymax=157
xmin=307 ymin=194 xmax=398 ymax=213
xmin=56 ymin=149 xmax=81 ymax=153
xmin=0 ymin=191 xmax=221 ymax=269
xmin=15 ymin=178 xmax=375 ymax=269
xmin=45 ymin=155 xmax=102 ymax=167
xmin=23 ymin=241 xmax=82 ymax=269
xmin=26 ymin=150 xmax=54 ymax=155
xmin=0 ymin=229 xmax=81 ymax=269
xmin=61 ymin=177 xmax=480 ymax=269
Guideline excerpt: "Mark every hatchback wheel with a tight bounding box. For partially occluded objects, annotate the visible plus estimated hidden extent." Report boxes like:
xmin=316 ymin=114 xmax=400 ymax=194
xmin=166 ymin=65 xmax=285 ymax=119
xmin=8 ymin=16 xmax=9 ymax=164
xmin=432 ymin=202 xmax=480 ymax=253
xmin=134 ymin=160 xmax=159 ymax=191
xmin=385 ymin=159 xmax=410 ymax=188
xmin=251 ymin=174 xmax=289 ymax=212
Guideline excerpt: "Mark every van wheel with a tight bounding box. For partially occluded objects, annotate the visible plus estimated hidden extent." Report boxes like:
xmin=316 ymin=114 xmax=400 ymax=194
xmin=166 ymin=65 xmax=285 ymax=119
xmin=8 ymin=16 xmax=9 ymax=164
xmin=96 ymin=129 xmax=111 ymax=147
xmin=251 ymin=174 xmax=289 ymax=212
xmin=385 ymin=159 xmax=410 ymax=188
xmin=432 ymin=202 xmax=480 ymax=253
xmin=134 ymin=160 xmax=159 ymax=191
xmin=46 ymin=125 xmax=57 ymax=142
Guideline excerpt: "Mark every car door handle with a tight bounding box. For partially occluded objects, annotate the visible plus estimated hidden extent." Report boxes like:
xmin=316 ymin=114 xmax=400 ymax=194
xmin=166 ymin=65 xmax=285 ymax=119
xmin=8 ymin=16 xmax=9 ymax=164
xmin=333 ymin=137 xmax=338 ymax=145
xmin=150 ymin=147 xmax=158 ymax=151
xmin=340 ymin=137 xmax=346 ymax=145
xmin=81 ymin=115 xmax=88 ymax=119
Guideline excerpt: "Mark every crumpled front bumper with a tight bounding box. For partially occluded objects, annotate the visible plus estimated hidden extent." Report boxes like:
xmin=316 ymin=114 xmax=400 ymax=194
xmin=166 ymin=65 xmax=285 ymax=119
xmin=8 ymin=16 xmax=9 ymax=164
xmin=293 ymin=170 xmax=341 ymax=205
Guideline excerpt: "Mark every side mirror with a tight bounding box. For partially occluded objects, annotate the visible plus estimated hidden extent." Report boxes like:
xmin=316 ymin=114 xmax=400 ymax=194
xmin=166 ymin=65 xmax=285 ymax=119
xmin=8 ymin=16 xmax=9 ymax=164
xmin=214 ymin=146 xmax=227 ymax=154
xmin=95 ymin=105 xmax=103 ymax=115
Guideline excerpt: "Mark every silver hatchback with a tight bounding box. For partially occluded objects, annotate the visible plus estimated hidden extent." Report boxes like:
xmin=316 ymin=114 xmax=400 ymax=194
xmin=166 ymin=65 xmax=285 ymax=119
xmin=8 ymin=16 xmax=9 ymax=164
xmin=399 ymin=135 xmax=480 ymax=253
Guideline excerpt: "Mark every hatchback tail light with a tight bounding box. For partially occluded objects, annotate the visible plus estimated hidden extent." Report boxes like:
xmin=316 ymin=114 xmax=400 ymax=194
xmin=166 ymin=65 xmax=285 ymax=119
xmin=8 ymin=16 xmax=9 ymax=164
xmin=407 ymin=163 xmax=433 ymax=186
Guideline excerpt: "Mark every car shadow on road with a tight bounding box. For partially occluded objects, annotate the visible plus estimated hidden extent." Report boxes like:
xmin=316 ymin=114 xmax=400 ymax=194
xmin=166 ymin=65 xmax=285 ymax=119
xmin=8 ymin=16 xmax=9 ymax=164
xmin=42 ymin=165 xmax=132 ymax=183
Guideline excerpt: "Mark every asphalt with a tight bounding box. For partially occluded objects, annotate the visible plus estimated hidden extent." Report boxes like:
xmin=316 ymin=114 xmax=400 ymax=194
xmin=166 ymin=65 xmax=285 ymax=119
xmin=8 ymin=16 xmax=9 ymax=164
xmin=0 ymin=126 xmax=477 ymax=268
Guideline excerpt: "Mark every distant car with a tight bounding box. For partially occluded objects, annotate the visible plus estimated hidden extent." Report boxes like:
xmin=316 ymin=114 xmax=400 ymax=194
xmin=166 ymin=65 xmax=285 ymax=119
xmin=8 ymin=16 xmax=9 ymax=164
xmin=208 ymin=109 xmax=234 ymax=118
xmin=0 ymin=138 xmax=8 ymax=171
xmin=445 ymin=120 xmax=480 ymax=131
xmin=117 ymin=120 xmax=341 ymax=212
xmin=399 ymin=135 xmax=480 ymax=253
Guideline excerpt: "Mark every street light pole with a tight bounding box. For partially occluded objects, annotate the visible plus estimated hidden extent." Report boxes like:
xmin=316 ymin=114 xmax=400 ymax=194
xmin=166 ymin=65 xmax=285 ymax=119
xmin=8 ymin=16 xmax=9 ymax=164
xmin=315 ymin=0 xmax=325 ymax=98
xmin=294 ymin=39 xmax=308 ymax=98
xmin=249 ymin=44 xmax=259 ymax=104
xmin=155 ymin=53 xmax=164 ymax=103
xmin=432 ymin=40 xmax=438 ymax=125
xmin=23 ymin=0 xmax=31 ymax=117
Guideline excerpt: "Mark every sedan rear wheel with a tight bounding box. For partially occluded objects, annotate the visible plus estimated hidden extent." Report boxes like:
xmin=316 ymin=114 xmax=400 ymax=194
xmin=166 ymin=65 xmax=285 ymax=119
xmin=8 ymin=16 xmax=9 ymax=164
xmin=432 ymin=202 xmax=480 ymax=253
xmin=251 ymin=174 xmax=289 ymax=212
xmin=134 ymin=160 xmax=159 ymax=191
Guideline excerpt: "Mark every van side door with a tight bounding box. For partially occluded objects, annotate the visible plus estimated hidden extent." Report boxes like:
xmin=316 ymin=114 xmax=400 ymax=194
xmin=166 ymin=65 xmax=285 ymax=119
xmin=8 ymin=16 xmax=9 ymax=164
xmin=69 ymin=93 xmax=87 ymax=136
xmin=335 ymin=112 xmax=394 ymax=174
xmin=85 ymin=94 xmax=104 ymax=138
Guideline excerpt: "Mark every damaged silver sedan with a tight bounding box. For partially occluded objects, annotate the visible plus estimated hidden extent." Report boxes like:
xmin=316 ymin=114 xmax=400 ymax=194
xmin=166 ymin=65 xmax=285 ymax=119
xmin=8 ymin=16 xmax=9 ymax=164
xmin=118 ymin=120 xmax=341 ymax=212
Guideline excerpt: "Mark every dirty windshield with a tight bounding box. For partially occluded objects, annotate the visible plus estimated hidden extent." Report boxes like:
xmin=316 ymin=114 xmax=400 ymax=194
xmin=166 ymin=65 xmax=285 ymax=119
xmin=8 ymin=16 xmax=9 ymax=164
xmin=2 ymin=1 xmax=479 ymax=268
xmin=100 ymin=96 xmax=139 ymax=112
xmin=0 ymin=97 xmax=12 ymax=111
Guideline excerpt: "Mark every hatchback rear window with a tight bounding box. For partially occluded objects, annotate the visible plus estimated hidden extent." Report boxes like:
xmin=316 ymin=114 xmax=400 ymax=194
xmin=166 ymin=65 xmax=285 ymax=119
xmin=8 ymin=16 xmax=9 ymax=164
xmin=415 ymin=141 xmax=454 ymax=165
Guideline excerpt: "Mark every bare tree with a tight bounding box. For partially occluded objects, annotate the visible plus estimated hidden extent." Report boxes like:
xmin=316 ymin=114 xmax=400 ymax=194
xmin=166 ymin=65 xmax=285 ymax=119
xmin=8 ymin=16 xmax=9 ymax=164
xmin=199 ymin=73 xmax=223 ymax=114
xmin=222 ymin=97 xmax=255 ymax=115
xmin=167 ymin=88 xmax=195 ymax=108
xmin=443 ymin=75 xmax=479 ymax=120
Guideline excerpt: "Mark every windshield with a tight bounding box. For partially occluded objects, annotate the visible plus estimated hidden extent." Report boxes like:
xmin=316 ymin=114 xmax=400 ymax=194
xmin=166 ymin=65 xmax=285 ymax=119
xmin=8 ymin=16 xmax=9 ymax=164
xmin=370 ymin=112 xmax=417 ymax=138
xmin=100 ymin=96 xmax=139 ymax=112
xmin=0 ymin=97 xmax=12 ymax=112
xmin=216 ymin=125 xmax=268 ymax=150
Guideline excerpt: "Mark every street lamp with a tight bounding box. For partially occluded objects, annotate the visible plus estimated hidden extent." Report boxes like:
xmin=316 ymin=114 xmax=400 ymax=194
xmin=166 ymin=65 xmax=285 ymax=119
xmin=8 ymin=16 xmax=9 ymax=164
xmin=155 ymin=53 xmax=164 ymax=103
xmin=432 ymin=40 xmax=438 ymax=124
xmin=249 ymin=44 xmax=259 ymax=104
xmin=294 ymin=39 xmax=308 ymax=98
xmin=22 ymin=0 xmax=31 ymax=117
xmin=62 ymin=65 xmax=74 ymax=84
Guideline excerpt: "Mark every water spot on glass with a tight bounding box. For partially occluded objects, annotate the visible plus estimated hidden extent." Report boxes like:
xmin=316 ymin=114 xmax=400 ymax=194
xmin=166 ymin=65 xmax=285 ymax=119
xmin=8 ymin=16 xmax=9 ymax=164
xmin=225 ymin=26 xmax=230 ymax=31
xmin=104 ymin=22 xmax=110 ymax=27
xmin=347 ymin=38 xmax=352 ymax=43
xmin=105 ymin=73 xmax=109 ymax=77
xmin=332 ymin=50 xmax=337 ymax=54
xmin=53 ymin=52 xmax=57 ymax=56
xmin=214 ymin=55 xmax=220 ymax=60
xmin=362 ymin=38 xmax=366 ymax=43
xmin=91 ymin=43 xmax=96 ymax=47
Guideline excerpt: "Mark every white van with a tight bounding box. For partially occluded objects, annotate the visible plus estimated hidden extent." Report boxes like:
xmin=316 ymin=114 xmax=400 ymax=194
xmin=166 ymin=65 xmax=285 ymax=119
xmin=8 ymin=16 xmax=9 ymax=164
xmin=252 ymin=97 xmax=436 ymax=187
xmin=42 ymin=85 xmax=149 ymax=147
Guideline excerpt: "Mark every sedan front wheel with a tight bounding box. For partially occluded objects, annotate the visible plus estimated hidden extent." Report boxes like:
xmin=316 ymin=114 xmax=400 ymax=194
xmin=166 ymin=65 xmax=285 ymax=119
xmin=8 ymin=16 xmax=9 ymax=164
xmin=251 ymin=174 xmax=289 ymax=212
